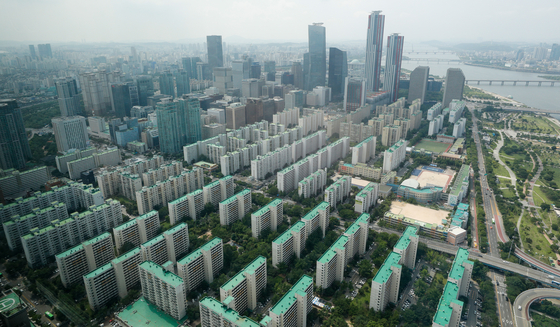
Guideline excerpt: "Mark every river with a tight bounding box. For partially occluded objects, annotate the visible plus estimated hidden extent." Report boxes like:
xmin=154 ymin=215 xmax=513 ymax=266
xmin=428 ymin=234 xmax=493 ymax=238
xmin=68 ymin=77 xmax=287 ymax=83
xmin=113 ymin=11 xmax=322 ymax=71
xmin=400 ymin=45 xmax=560 ymax=118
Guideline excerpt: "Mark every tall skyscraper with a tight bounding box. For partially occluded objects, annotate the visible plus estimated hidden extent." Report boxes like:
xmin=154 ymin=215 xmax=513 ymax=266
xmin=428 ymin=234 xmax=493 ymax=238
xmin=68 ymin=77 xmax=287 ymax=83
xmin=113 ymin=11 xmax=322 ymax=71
xmin=328 ymin=47 xmax=348 ymax=101
xmin=175 ymin=70 xmax=190 ymax=97
xmin=365 ymin=11 xmax=385 ymax=92
xmin=156 ymin=96 xmax=201 ymax=154
xmin=383 ymin=33 xmax=404 ymax=102
xmin=231 ymin=60 xmax=251 ymax=89
xmin=291 ymin=62 xmax=304 ymax=89
xmin=28 ymin=45 xmax=37 ymax=60
xmin=343 ymin=77 xmax=366 ymax=111
xmin=51 ymin=116 xmax=89 ymax=153
xmin=264 ymin=61 xmax=276 ymax=81
xmin=0 ymin=99 xmax=31 ymax=170
xmin=37 ymin=44 xmax=53 ymax=59
xmin=135 ymin=75 xmax=154 ymax=106
xmin=304 ymin=23 xmax=326 ymax=91
xmin=550 ymin=44 xmax=560 ymax=61
xmin=80 ymin=70 xmax=122 ymax=115
xmin=111 ymin=82 xmax=139 ymax=118
xmin=158 ymin=71 xmax=174 ymax=98
xmin=442 ymin=68 xmax=466 ymax=108
xmin=55 ymin=77 xmax=82 ymax=117
xmin=408 ymin=66 xmax=429 ymax=104
xmin=182 ymin=57 xmax=201 ymax=81
xmin=207 ymin=35 xmax=224 ymax=72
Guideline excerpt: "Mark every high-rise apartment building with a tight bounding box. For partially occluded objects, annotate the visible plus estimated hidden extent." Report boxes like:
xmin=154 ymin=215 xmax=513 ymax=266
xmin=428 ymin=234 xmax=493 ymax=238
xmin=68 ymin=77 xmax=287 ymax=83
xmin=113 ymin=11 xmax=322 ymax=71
xmin=383 ymin=33 xmax=404 ymax=102
xmin=328 ymin=48 xmax=348 ymax=101
xmin=268 ymin=275 xmax=314 ymax=327
xmin=51 ymin=116 xmax=89 ymax=153
xmin=80 ymin=70 xmax=122 ymax=115
xmin=304 ymin=23 xmax=326 ymax=91
xmin=113 ymin=211 xmax=160 ymax=252
xmin=219 ymin=189 xmax=251 ymax=226
xmin=55 ymin=77 xmax=82 ymax=117
xmin=383 ymin=139 xmax=407 ymax=173
xmin=355 ymin=183 xmax=379 ymax=214
xmin=202 ymin=175 xmax=234 ymax=208
xmin=271 ymin=221 xmax=306 ymax=268
xmin=207 ymin=35 xmax=224 ymax=72
xmin=351 ymin=136 xmax=376 ymax=165
xmin=84 ymin=263 xmax=118 ymax=310
xmin=365 ymin=11 xmax=385 ymax=92
xmin=37 ymin=44 xmax=52 ymax=59
xmin=251 ymin=199 xmax=283 ymax=238
xmin=156 ymin=96 xmax=202 ymax=154
xmin=0 ymin=99 xmax=32 ymax=170
xmin=324 ymin=176 xmax=351 ymax=209
xmin=442 ymin=68 xmax=466 ymax=108
xmin=177 ymin=237 xmax=223 ymax=291
xmin=408 ymin=66 xmax=429 ymax=104
xmin=301 ymin=202 xmax=330 ymax=238
xmin=381 ymin=124 xmax=401 ymax=147
xmin=199 ymin=297 xmax=260 ymax=326
xmin=139 ymin=261 xmax=187 ymax=320
xmin=219 ymin=256 xmax=267 ymax=313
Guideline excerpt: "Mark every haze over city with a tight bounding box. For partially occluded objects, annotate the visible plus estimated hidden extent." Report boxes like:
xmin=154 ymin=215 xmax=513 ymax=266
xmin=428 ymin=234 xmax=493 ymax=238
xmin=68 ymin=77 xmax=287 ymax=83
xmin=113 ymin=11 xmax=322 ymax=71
xmin=1 ymin=0 xmax=560 ymax=43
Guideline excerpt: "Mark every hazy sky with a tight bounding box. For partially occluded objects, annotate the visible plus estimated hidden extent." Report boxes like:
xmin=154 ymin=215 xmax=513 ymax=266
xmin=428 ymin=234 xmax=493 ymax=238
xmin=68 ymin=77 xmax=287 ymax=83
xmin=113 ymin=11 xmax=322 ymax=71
xmin=1 ymin=0 xmax=559 ymax=44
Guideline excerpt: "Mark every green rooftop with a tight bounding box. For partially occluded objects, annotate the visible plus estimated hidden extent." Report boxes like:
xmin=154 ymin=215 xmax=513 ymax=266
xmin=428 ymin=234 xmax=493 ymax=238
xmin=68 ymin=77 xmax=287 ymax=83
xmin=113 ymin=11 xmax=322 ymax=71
xmin=344 ymin=213 xmax=370 ymax=236
xmin=56 ymin=244 xmax=84 ymax=259
xmin=221 ymin=256 xmax=266 ymax=291
xmin=82 ymin=232 xmax=111 ymax=246
xmin=318 ymin=235 xmax=348 ymax=264
xmin=301 ymin=202 xmax=329 ymax=221
xmin=142 ymin=234 xmax=164 ymax=248
xmin=0 ymin=292 xmax=23 ymax=317
xmin=270 ymin=275 xmax=313 ymax=316
xmin=205 ymin=180 xmax=221 ymax=188
xmin=199 ymin=297 xmax=260 ymax=327
xmin=112 ymin=248 xmax=141 ymax=265
xmin=448 ymin=248 xmax=473 ymax=282
xmin=433 ymin=281 xmax=463 ymax=326
xmin=139 ymin=261 xmax=183 ymax=287
xmin=114 ymin=218 xmax=138 ymax=231
xmin=252 ymin=205 xmax=270 ymax=217
xmin=164 ymin=223 xmax=187 ymax=235
xmin=394 ymin=226 xmax=418 ymax=251
xmin=178 ymin=237 xmax=221 ymax=265
xmin=84 ymin=262 xmax=113 ymax=279
xmin=118 ymin=296 xmax=188 ymax=327
xmin=372 ymin=252 xmax=402 ymax=284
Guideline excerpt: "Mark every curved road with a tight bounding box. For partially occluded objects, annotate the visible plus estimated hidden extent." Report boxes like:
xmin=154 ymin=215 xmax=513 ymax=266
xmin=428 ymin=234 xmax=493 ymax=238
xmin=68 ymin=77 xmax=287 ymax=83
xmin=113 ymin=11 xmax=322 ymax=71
xmin=513 ymin=288 xmax=560 ymax=327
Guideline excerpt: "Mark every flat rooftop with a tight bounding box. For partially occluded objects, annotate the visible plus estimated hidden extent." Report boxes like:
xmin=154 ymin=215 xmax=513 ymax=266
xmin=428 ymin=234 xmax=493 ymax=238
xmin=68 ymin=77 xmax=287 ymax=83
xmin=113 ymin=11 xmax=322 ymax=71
xmin=372 ymin=251 xmax=402 ymax=284
xmin=433 ymin=281 xmax=463 ymax=326
xmin=389 ymin=201 xmax=450 ymax=226
xmin=409 ymin=166 xmax=455 ymax=191
xmin=0 ymin=292 xmax=23 ymax=317
xmin=118 ymin=297 xmax=187 ymax=327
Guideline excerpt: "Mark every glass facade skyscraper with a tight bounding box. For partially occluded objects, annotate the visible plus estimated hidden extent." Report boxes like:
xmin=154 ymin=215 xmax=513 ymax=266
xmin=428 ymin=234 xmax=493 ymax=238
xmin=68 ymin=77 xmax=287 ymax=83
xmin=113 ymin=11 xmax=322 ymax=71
xmin=383 ymin=33 xmax=404 ymax=102
xmin=159 ymin=71 xmax=174 ymax=98
xmin=304 ymin=23 xmax=326 ymax=91
xmin=328 ymin=47 xmax=348 ymax=101
xmin=135 ymin=75 xmax=154 ymax=106
xmin=156 ymin=96 xmax=202 ymax=154
xmin=0 ymin=99 xmax=31 ymax=170
xmin=56 ymin=77 xmax=82 ymax=117
xmin=365 ymin=11 xmax=385 ymax=92
xmin=207 ymin=35 xmax=224 ymax=72
xmin=111 ymin=82 xmax=139 ymax=118
xmin=175 ymin=70 xmax=191 ymax=98
xmin=182 ymin=57 xmax=201 ymax=81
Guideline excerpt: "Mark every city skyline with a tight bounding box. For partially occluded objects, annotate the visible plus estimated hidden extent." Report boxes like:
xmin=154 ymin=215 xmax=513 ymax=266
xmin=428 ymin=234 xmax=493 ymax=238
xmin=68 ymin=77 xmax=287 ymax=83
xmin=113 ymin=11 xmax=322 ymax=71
xmin=1 ymin=0 xmax=559 ymax=44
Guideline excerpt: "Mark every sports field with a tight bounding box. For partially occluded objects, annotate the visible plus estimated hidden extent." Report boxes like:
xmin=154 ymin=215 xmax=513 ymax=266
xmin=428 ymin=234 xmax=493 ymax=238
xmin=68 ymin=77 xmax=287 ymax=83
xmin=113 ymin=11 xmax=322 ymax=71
xmin=414 ymin=139 xmax=451 ymax=153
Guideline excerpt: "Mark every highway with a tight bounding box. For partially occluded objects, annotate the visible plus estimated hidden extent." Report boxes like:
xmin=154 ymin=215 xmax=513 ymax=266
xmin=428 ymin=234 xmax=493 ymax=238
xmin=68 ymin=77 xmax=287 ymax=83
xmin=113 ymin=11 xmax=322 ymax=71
xmin=513 ymin=288 xmax=560 ymax=327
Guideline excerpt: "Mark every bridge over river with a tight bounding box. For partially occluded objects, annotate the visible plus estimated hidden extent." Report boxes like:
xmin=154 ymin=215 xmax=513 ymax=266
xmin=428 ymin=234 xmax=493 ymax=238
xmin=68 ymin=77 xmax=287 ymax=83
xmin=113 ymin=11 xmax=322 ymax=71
xmin=466 ymin=80 xmax=558 ymax=86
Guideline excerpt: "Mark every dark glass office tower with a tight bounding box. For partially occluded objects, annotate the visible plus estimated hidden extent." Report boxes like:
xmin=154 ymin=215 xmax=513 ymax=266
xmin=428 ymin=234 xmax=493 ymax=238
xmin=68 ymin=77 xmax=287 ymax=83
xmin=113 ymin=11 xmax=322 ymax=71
xmin=176 ymin=70 xmax=191 ymax=97
xmin=159 ymin=71 xmax=174 ymax=98
xmin=365 ymin=11 xmax=385 ymax=92
xmin=111 ymin=82 xmax=139 ymax=118
xmin=328 ymin=47 xmax=348 ymax=101
xmin=182 ymin=57 xmax=201 ymax=80
xmin=383 ymin=33 xmax=404 ymax=102
xmin=207 ymin=35 xmax=224 ymax=71
xmin=291 ymin=62 xmax=304 ymax=89
xmin=28 ymin=45 xmax=37 ymax=60
xmin=304 ymin=23 xmax=326 ymax=91
xmin=0 ymin=100 xmax=32 ymax=169
xmin=136 ymin=75 xmax=154 ymax=106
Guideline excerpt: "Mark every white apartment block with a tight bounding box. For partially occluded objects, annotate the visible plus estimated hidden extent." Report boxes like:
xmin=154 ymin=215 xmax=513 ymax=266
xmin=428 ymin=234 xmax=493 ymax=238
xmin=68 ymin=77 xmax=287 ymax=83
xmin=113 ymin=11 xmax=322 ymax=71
xmin=343 ymin=213 xmax=370 ymax=258
xmin=67 ymin=148 xmax=122 ymax=180
xmin=82 ymin=232 xmax=115 ymax=272
xmin=271 ymin=221 xmax=306 ymax=268
xmin=113 ymin=210 xmax=160 ymax=252
xmin=324 ymin=176 xmax=351 ymax=210
xmin=164 ymin=223 xmax=189 ymax=264
xmin=52 ymin=115 xmax=89 ymax=153
xmin=251 ymin=199 xmax=283 ymax=238
xmin=136 ymin=168 xmax=204 ymax=215
xmin=426 ymin=102 xmax=442 ymax=121
xmin=141 ymin=234 xmax=168 ymax=266
xmin=127 ymin=155 xmax=165 ymax=174
xmin=177 ymin=237 xmax=223 ymax=291
xmin=316 ymin=235 xmax=349 ymax=289
xmin=448 ymin=100 xmax=465 ymax=124
xmin=183 ymin=134 xmax=227 ymax=164
xmin=56 ymin=147 xmax=96 ymax=174
xmin=381 ymin=124 xmax=402 ymax=147
xmin=219 ymin=189 xmax=251 ymax=226
xmin=297 ymin=169 xmax=327 ymax=198
xmin=354 ymin=182 xmax=379 ymax=214
xmin=219 ymin=256 xmax=267 ymax=313
xmin=84 ymin=262 xmax=118 ymax=310
xmin=273 ymin=107 xmax=299 ymax=127
xmin=267 ymin=275 xmax=313 ymax=327
xmin=351 ymin=136 xmax=376 ymax=165
xmin=139 ymin=261 xmax=187 ymax=320
xmin=199 ymin=297 xmax=260 ymax=327
xmin=220 ymin=152 xmax=240 ymax=176
xmin=208 ymin=144 xmax=227 ymax=164
xmin=168 ymin=189 xmax=204 ymax=224
xmin=301 ymin=202 xmax=330 ymax=238
xmin=202 ymin=175 xmax=234 ymax=208
xmin=142 ymin=161 xmax=183 ymax=186
xmin=382 ymin=139 xmax=407 ymax=173
xmin=298 ymin=109 xmax=324 ymax=136
xmin=112 ymin=248 xmax=143 ymax=298
xmin=428 ymin=114 xmax=445 ymax=136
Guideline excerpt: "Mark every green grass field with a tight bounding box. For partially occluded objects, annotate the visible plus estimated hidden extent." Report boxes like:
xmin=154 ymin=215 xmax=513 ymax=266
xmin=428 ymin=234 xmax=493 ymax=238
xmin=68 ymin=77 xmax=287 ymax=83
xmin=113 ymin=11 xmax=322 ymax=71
xmin=533 ymin=313 xmax=560 ymax=327
xmin=413 ymin=139 xmax=450 ymax=153
xmin=493 ymin=163 xmax=510 ymax=177
xmin=539 ymin=166 xmax=560 ymax=188
xmin=501 ymin=188 xmax=516 ymax=198
xmin=512 ymin=114 xmax=560 ymax=135
xmin=532 ymin=186 xmax=550 ymax=207
xmin=498 ymin=177 xmax=512 ymax=186
xmin=519 ymin=211 xmax=556 ymax=264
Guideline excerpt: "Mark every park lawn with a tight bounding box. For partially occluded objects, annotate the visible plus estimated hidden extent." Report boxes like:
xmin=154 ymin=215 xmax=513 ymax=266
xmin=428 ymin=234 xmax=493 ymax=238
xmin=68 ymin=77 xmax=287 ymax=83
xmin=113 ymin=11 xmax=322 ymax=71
xmin=493 ymin=163 xmax=510 ymax=177
xmin=414 ymin=139 xmax=450 ymax=153
xmin=532 ymin=313 xmax=560 ymax=327
xmin=519 ymin=211 xmax=556 ymax=264
xmin=539 ymin=165 xmax=560 ymax=188
xmin=501 ymin=188 xmax=516 ymax=199
xmin=498 ymin=177 xmax=512 ymax=186
xmin=512 ymin=114 xmax=559 ymax=135
xmin=538 ymin=209 xmax=559 ymax=229
xmin=532 ymin=186 xmax=550 ymax=207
